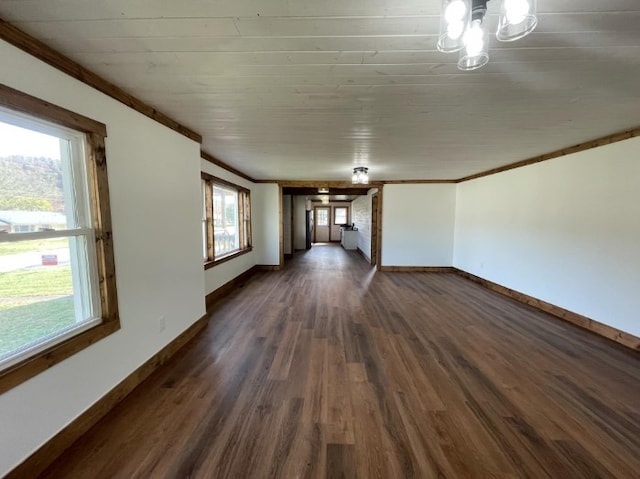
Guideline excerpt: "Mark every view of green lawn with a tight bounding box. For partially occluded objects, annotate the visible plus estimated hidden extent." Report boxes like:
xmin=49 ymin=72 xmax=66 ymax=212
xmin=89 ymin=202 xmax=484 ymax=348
xmin=0 ymin=237 xmax=68 ymax=256
xmin=0 ymin=266 xmax=75 ymax=357
xmin=0 ymin=297 xmax=74 ymax=357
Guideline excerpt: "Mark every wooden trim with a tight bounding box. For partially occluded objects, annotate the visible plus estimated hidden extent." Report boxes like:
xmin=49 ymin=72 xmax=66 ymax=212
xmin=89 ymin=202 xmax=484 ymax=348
xmin=370 ymin=193 xmax=378 ymax=267
xmin=201 ymin=171 xmax=250 ymax=194
xmin=454 ymin=269 xmax=640 ymax=351
xmin=289 ymin=195 xmax=294 ymax=256
xmin=87 ymin=132 xmax=119 ymax=327
xmin=205 ymin=266 xmax=260 ymax=311
xmin=333 ymin=206 xmax=349 ymax=225
xmin=0 ymin=83 xmax=107 ymax=136
xmin=205 ymin=265 xmax=280 ymax=313
xmin=201 ymin=151 xmax=255 ymax=183
xmin=6 ymin=314 xmax=208 ymax=479
xmin=383 ymin=179 xmax=457 ymax=184
xmin=375 ymin=186 xmax=383 ymax=271
xmin=278 ymin=185 xmax=284 ymax=268
xmin=456 ymin=126 xmax=640 ymax=183
xmin=0 ymin=86 xmax=120 ymax=394
xmin=203 ymin=177 xmax=214 ymax=262
xmin=203 ymin=247 xmax=253 ymax=270
xmin=201 ymin=173 xmax=252 ymax=265
xmin=223 ymin=128 xmax=640 ymax=186
xmin=0 ymin=19 xmax=201 ymax=143
xmin=380 ymin=266 xmax=456 ymax=273
xmin=256 ymin=264 xmax=281 ymax=271
xmin=253 ymin=180 xmax=280 ymax=184
xmin=276 ymin=180 xmax=384 ymax=188
xmin=0 ymin=322 xmax=120 ymax=394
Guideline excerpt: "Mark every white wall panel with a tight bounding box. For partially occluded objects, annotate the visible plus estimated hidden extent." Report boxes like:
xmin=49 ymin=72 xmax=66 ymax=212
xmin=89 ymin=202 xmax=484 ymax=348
xmin=382 ymin=184 xmax=456 ymax=267
xmin=454 ymin=137 xmax=640 ymax=336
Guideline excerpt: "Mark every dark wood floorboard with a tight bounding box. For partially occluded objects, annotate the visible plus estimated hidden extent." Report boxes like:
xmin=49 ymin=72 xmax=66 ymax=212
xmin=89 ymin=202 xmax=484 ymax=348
xmin=41 ymin=244 xmax=640 ymax=478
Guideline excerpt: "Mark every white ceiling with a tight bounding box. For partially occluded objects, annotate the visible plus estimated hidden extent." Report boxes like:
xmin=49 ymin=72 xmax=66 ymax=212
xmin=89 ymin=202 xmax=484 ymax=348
xmin=1 ymin=0 xmax=639 ymax=180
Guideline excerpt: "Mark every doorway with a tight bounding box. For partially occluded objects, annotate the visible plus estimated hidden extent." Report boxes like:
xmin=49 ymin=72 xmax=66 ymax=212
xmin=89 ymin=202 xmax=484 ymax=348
xmin=314 ymin=206 xmax=330 ymax=242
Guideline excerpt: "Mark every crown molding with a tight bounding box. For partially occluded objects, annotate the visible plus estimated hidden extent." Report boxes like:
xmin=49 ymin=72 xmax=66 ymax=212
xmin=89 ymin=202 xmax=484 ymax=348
xmin=3 ymin=17 xmax=637 ymax=185
xmin=200 ymin=151 xmax=256 ymax=183
xmin=0 ymin=18 xmax=202 ymax=143
xmin=456 ymin=126 xmax=640 ymax=183
xmin=383 ymin=179 xmax=457 ymax=184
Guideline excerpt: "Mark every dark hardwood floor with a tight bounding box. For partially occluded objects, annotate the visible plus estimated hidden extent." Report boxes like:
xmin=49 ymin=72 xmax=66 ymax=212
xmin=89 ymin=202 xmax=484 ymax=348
xmin=42 ymin=244 xmax=640 ymax=478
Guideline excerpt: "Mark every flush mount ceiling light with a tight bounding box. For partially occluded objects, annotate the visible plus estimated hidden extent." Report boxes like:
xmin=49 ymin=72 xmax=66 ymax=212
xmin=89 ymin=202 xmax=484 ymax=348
xmin=352 ymin=166 xmax=369 ymax=184
xmin=318 ymin=187 xmax=330 ymax=194
xmin=437 ymin=0 xmax=537 ymax=71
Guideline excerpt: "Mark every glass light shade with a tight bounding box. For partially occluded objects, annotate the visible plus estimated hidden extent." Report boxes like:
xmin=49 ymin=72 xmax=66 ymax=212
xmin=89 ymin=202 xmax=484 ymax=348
xmin=458 ymin=18 xmax=489 ymax=71
xmin=437 ymin=0 xmax=470 ymax=53
xmin=496 ymin=0 xmax=537 ymax=41
xmin=352 ymin=167 xmax=369 ymax=184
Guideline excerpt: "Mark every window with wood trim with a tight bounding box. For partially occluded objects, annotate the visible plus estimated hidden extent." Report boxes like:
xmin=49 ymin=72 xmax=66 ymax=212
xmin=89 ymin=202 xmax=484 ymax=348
xmin=334 ymin=206 xmax=349 ymax=225
xmin=0 ymin=85 xmax=119 ymax=393
xmin=201 ymin=173 xmax=252 ymax=267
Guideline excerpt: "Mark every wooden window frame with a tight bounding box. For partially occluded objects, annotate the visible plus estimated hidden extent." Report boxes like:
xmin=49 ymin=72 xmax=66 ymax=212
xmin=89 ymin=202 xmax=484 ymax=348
xmin=0 ymin=84 xmax=119 ymax=394
xmin=333 ymin=206 xmax=349 ymax=225
xmin=201 ymin=172 xmax=252 ymax=270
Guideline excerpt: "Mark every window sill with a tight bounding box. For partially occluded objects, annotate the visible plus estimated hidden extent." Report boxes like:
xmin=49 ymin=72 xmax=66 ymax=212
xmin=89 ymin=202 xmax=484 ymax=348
xmin=204 ymin=246 xmax=253 ymax=270
xmin=0 ymin=319 xmax=120 ymax=394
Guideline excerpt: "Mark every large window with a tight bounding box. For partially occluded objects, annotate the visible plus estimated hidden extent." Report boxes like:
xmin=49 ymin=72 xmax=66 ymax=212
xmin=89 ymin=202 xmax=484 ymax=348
xmin=201 ymin=173 xmax=251 ymax=267
xmin=0 ymin=85 xmax=118 ymax=392
xmin=334 ymin=206 xmax=349 ymax=225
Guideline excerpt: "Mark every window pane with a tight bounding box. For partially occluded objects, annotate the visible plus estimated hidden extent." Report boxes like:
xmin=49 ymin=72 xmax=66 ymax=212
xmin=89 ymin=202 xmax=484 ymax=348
xmin=335 ymin=207 xmax=348 ymax=225
xmin=0 ymin=112 xmax=101 ymax=371
xmin=317 ymin=209 xmax=329 ymax=226
xmin=213 ymin=185 xmax=240 ymax=256
xmin=0 ymin=238 xmax=80 ymax=361
xmin=0 ymin=121 xmax=71 ymax=231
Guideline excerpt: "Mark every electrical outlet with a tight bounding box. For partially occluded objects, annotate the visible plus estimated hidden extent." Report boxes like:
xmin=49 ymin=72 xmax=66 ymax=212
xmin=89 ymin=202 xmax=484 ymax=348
xmin=158 ymin=316 xmax=166 ymax=332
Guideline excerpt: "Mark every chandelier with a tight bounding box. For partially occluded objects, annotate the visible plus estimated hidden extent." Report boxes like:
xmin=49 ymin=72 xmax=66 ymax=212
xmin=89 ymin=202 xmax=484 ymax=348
xmin=437 ymin=0 xmax=538 ymax=71
xmin=352 ymin=167 xmax=369 ymax=184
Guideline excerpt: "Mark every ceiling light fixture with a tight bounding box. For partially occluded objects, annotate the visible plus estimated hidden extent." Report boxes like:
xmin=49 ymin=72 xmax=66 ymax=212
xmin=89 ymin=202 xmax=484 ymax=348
xmin=318 ymin=187 xmax=330 ymax=194
xmin=352 ymin=166 xmax=369 ymax=184
xmin=437 ymin=0 xmax=537 ymax=71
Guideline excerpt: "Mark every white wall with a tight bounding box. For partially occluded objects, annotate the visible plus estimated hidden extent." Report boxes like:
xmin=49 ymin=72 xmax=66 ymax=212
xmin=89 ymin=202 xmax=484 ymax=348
xmin=382 ymin=184 xmax=456 ymax=267
xmin=352 ymin=189 xmax=376 ymax=260
xmin=0 ymin=40 xmax=205 ymax=474
xmin=454 ymin=137 xmax=640 ymax=337
xmin=252 ymin=183 xmax=281 ymax=266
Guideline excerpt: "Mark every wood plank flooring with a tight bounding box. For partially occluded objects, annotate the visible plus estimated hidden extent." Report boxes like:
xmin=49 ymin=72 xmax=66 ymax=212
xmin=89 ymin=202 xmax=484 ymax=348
xmin=41 ymin=244 xmax=640 ymax=478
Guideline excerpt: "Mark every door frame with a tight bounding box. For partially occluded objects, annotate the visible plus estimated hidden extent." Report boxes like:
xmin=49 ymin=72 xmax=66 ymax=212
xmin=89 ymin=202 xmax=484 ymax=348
xmin=313 ymin=205 xmax=331 ymax=243
xmin=277 ymin=181 xmax=384 ymax=271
